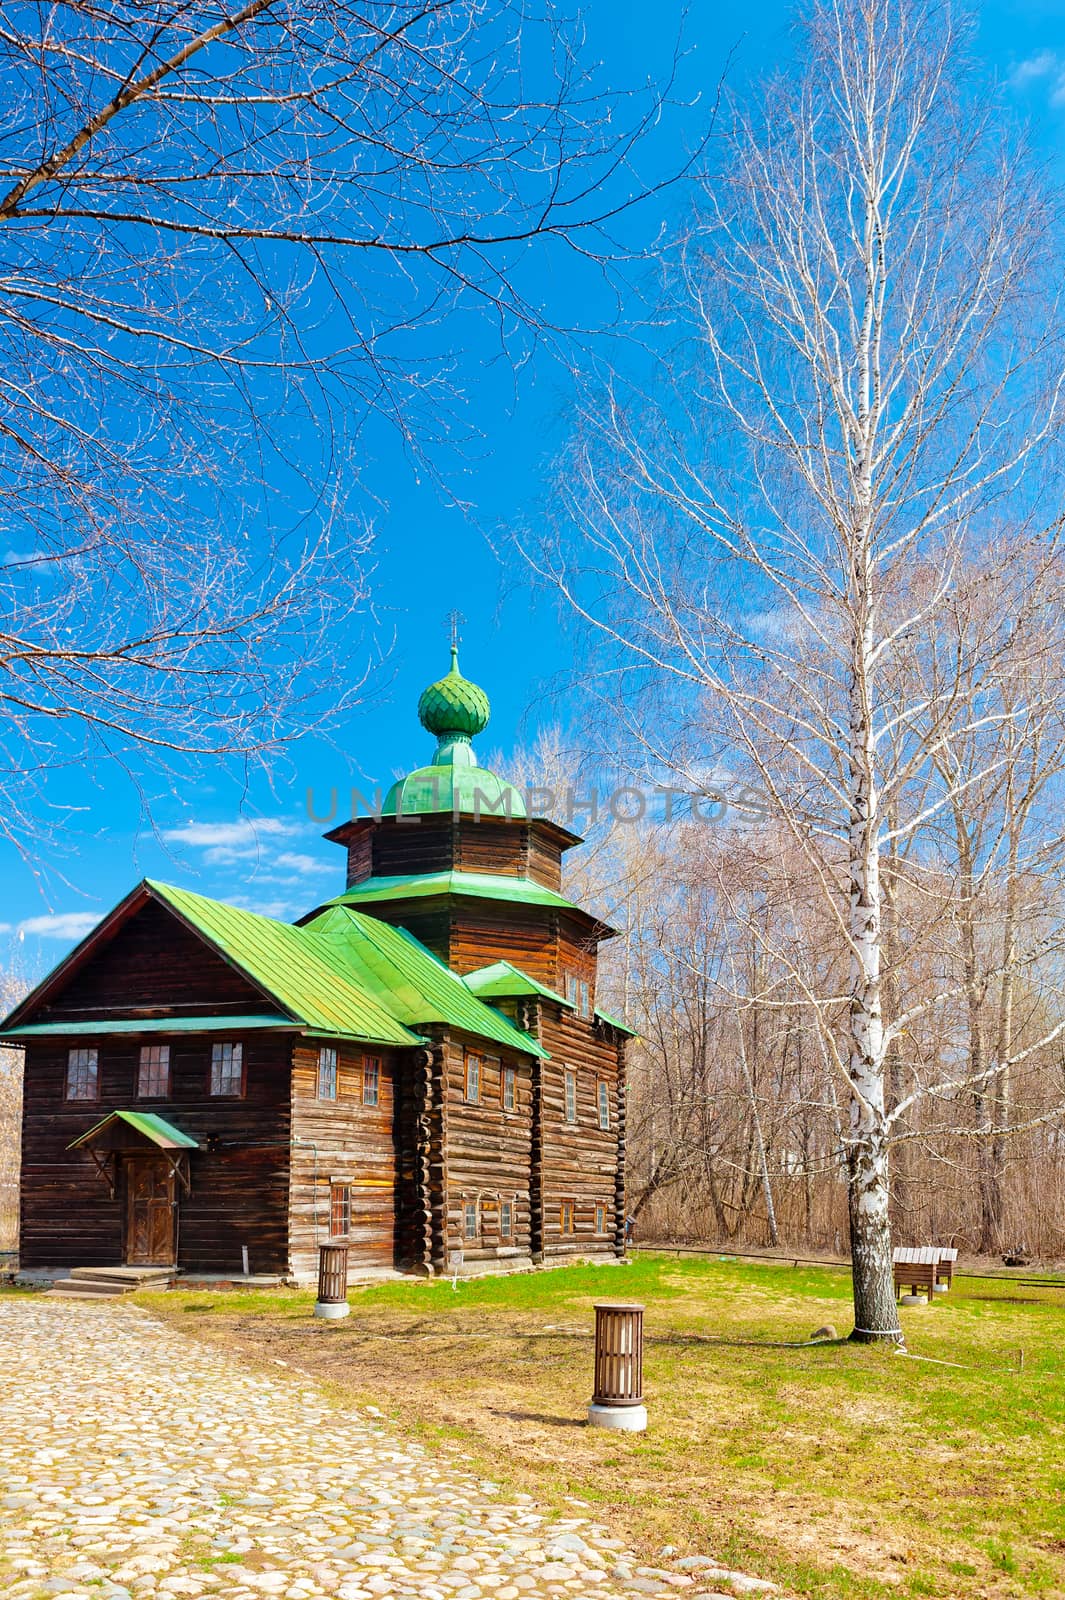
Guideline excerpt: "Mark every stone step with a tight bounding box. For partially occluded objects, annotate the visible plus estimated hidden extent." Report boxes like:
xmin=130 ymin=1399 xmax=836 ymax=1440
xmin=46 ymin=1284 xmax=129 ymax=1300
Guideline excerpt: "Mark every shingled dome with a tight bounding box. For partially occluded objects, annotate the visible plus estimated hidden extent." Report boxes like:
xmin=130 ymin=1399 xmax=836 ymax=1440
xmin=417 ymin=646 xmax=490 ymax=739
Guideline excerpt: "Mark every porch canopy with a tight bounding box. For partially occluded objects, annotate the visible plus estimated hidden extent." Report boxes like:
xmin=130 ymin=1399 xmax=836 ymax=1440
xmin=68 ymin=1110 xmax=198 ymax=1197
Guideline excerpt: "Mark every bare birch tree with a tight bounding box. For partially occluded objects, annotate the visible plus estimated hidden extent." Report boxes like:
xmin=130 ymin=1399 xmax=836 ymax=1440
xmin=531 ymin=0 xmax=1065 ymax=1337
xmin=0 ymin=0 xmax=682 ymax=850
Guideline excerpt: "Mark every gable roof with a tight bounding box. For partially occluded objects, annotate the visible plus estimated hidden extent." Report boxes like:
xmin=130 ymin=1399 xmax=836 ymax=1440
xmin=68 ymin=1109 xmax=199 ymax=1151
xmin=302 ymin=907 xmax=547 ymax=1058
xmin=462 ymin=960 xmax=572 ymax=1010
xmin=0 ymin=880 xmax=547 ymax=1059
xmin=148 ymin=882 xmax=423 ymax=1048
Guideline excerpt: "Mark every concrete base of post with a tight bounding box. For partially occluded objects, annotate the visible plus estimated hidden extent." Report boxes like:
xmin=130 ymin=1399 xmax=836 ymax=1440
xmin=587 ymin=1402 xmax=647 ymax=1432
xmin=314 ymin=1300 xmax=350 ymax=1320
xmin=899 ymin=1293 xmax=927 ymax=1306
xmin=933 ymin=1284 xmax=949 ymax=1295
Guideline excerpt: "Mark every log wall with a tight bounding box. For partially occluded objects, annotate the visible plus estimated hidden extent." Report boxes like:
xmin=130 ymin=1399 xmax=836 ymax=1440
xmin=442 ymin=1030 xmax=535 ymax=1269
xmin=538 ymin=1005 xmax=623 ymax=1262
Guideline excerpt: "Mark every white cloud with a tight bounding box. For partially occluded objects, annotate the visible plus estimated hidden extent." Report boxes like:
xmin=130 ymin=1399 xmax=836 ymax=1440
xmin=161 ymin=817 xmax=303 ymax=866
xmin=1008 ymin=51 xmax=1065 ymax=106
xmin=18 ymin=912 xmax=100 ymax=941
xmin=273 ymin=851 xmax=334 ymax=875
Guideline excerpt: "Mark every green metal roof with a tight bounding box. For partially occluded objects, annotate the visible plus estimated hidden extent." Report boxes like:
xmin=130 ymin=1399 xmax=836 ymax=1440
xmin=148 ymin=882 xmax=423 ymax=1048
xmin=463 ymin=960 xmax=573 ymax=1009
xmin=2 ymin=1014 xmax=294 ymax=1040
xmin=595 ymin=1007 xmax=639 ymax=1038
xmin=328 ymin=871 xmax=587 ymax=915
xmin=303 ymin=907 xmax=548 ymax=1058
xmin=68 ymin=1109 xmax=199 ymax=1151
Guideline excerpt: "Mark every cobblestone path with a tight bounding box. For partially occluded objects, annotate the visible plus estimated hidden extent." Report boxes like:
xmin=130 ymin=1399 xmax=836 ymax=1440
xmin=0 ymin=1301 xmax=774 ymax=1600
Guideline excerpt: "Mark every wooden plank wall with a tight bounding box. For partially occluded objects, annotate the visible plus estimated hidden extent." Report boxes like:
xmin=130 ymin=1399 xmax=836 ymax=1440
xmin=41 ymin=901 xmax=268 ymax=1018
xmin=288 ymin=1041 xmax=398 ymax=1282
xmin=19 ymin=1034 xmax=293 ymax=1272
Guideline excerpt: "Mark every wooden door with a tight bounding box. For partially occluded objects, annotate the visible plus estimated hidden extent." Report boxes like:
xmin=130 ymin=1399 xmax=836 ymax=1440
xmin=126 ymin=1157 xmax=176 ymax=1264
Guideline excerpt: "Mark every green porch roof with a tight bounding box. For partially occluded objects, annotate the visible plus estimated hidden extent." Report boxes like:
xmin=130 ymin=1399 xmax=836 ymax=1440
xmin=462 ymin=960 xmax=572 ymax=1009
xmin=2 ymin=1014 xmax=294 ymax=1040
xmin=68 ymin=1109 xmax=199 ymax=1151
xmin=303 ymin=907 xmax=548 ymax=1058
xmin=147 ymin=882 xmax=423 ymax=1048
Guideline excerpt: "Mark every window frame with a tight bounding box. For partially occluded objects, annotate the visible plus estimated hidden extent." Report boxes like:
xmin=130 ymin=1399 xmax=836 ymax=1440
xmin=137 ymin=1043 xmax=171 ymax=1099
xmin=579 ymin=979 xmax=591 ymax=1019
xmin=465 ymin=1052 xmax=481 ymax=1105
xmin=329 ymin=1182 xmax=352 ymax=1238
xmin=64 ymin=1046 xmax=99 ymax=1103
xmin=560 ymin=1200 xmax=575 ymax=1235
xmin=499 ymin=1197 xmax=513 ymax=1239
xmin=564 ymin=1067 xmax=577 ymax=1125
xmin=362 ymin=1054 xmax=380 ymax=1107
xmin=210 ymin=1040 xmax=244 ymax=1098
xmin=595 ymin=1203 xmax=607 ymax=1235
xmin=317 ymin=1044 xmax=338 ymax=1101
xmin=597 ymin=1078 xmax=611 ymax=1130
xmin=463 ymin=1198 xmax=479 ymax=1241
xmin=501 ymin=1064 xmax=516 ymax=1113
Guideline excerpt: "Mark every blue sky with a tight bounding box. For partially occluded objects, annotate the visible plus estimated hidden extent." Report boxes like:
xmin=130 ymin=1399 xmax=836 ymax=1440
xmin=3 ymin=0 xmax=1065 ymax=978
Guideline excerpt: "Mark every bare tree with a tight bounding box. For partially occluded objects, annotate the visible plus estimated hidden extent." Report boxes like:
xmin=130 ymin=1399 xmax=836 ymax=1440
xmin=531 ymin=0 xmax=1065 ymax=1337
xmin=0 ymin=1 xmax=686 ymax=852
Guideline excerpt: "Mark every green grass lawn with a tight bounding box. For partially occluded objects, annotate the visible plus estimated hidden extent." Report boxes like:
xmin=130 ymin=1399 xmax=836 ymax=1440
xmin=144 ymin=1253 xmax=1065 ymax=1600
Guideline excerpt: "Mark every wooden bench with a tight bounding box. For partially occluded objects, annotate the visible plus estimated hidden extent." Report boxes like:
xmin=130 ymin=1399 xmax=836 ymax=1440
xmin=892 ymin=1246 xmax=939 ymax=1300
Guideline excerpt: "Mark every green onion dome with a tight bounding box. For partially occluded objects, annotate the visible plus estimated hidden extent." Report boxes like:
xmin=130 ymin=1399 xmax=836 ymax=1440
xmin=382 ymin=645 xmax=526 ymax=818
xmin=417 ymin=646 xmax=490 ymax=740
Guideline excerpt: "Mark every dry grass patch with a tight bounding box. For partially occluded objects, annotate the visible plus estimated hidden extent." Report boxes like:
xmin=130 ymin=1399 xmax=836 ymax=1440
xmin=144 ymin=1255 xmax=1065 ymax=1600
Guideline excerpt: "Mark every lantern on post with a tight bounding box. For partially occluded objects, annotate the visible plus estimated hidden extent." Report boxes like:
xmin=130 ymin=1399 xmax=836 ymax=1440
xmin=314 ymin=1241 xmax=350 ymax=1319
xmin=588 ymin=1301 xmax=646 ymax=1431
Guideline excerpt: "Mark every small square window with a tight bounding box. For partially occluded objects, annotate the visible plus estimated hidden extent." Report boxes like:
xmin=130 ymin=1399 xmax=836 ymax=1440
xmin=502 ymin=1065 xmax=516 ymax=1112
xmin=330 ymin=1183 xmax=351 ymax=1238
xmin=211 ymin=1041 xmax=243 ymax=1097
xmin=362 ymin=1055 xmax=380 ymax=1106
xmin=465 ymin=1053 xmax=481 ymax=1104
xmin=596 ymin=1203 xmax=607 ymax=1235
xmin=137 ymin=1044 xmax=170 ymax=1098
xmin=598 ymin=1079 xmax=611 ymax=1130
xmin=500 ymin=1199 xmax=513 ymax=1238
xmin=560 ymin=1201 xmax=575 ymax=1235
xmin=317 ymin=1045 xmax=337 ymax=1101
xmin=65 ymin=1047 xmax=98 ymax=1102
xmin=464 ymin=1199 xmax=479 ymax=1240
xmin=564 ymin=1069 xmax=577 ymax=1124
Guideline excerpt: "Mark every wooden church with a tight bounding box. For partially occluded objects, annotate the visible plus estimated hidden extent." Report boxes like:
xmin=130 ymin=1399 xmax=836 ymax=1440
xmin=1 ymin=650 xmax=633 ymax=1283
